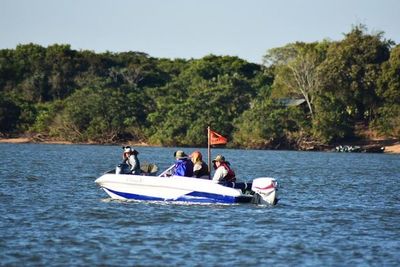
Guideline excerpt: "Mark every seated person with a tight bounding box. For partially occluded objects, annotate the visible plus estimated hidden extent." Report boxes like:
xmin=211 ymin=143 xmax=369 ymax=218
xmin=172 ymin=150 xmax=194 ymax=177
xmin=190 ymin=150 xmax=209 ymax=179
xmin=211 ymin=154 xmax=236 ymax=183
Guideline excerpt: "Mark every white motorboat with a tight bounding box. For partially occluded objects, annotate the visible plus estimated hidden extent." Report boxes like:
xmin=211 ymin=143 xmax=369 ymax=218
xmin=96 ymin=128 xmax=279 ymax=205
xmin=95 ymin=168 xmax=278 ymax=205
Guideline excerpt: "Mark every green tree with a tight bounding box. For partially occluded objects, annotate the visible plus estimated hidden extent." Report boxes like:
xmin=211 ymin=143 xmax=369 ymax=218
xmin=0 ymin=49 xmax=18 ymax=91
xmin=317 ymin=25 xmax=391 ymax=123
xmin=312 ymin=92 xmax=353 ymax=143
xmin=52 ymin=87 xmax=141 ymax=143
xmin=13 ymin=43 xmax=49 ymax=102
xmin=29 ymin=100 xmax=64 ymax=134
xmin=45 ymin=44 xmax=77 ymax=100
xmin=147 ymin=55 xmax=260 ymax=146
xmin=233 ymin=99 xmax=308 ymax=149
xmin=0 ymin=93 xmax=21 ymax=134
xmin=264 ymin=41 xmax=329 ymax=119
xmin=373 ymin=45 xmax=400 ymax=137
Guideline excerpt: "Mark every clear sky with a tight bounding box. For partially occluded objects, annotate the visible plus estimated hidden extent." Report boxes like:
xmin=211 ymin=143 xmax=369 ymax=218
xmin=1 ymin=0 xmax=399 ymax=64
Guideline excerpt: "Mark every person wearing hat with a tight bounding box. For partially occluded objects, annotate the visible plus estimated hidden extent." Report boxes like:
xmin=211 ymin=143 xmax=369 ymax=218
xmin=122 ymin=146 xmax=141 ymax=175
xmin=172 ymin=150 xmax=194 ymax=177
xmin=212 ymin=154 xmax=236 ymax=183
xmin=190 ymin=150 xmax=209 ymax=179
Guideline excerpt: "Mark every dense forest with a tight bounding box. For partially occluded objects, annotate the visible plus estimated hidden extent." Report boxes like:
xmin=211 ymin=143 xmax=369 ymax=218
xmin=0 ymin=25 xmax=399 ymax=149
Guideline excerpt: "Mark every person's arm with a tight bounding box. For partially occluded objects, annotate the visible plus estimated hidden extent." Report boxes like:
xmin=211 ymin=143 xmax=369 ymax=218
xmin=173 ymin=161 xmax=183 ymax=176
xmin=128 ymin=156 xmax=138 ymax=171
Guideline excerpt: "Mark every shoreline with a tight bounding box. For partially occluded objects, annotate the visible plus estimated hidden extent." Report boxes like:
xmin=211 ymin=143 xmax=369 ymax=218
xmin=0 ymin=137 xmax=151 ymax=147
xmin=383 ymin=144 xmax=400 ymax=153
xmin=1 ymin=137 xmax=399 ymax=154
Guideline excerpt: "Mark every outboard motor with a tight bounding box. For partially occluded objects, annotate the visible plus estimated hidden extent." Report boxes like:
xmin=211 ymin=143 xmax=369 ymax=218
xmin=141 ymin=163 xmax=159 ymax=176
xmin=251 ymin=177 xmax=278 ymax=205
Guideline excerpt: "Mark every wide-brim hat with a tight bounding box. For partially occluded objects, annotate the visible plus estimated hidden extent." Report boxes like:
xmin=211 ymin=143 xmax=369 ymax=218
xmin=174 ymin=150 xmax=188 ymax=159
xmin=212 ymin=154 xmax=225 ymax=163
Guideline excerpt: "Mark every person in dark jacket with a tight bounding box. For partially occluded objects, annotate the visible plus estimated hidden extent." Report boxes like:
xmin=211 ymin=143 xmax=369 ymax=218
xmin=122 ymin=146 xmax=141 ymax=175
xmin=190 ymin=150 xmax=209 ymax=179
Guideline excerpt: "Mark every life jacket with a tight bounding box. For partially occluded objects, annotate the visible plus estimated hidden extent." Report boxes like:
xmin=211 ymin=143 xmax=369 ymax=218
xmin=194 ymin=161 xmax=209 ymax=178
xmin=220 ymin=162 xmax=236 ymax=182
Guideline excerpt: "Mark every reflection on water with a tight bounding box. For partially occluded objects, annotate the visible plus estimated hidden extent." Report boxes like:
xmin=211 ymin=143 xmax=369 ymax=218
xmin=0 ymin=143 xmax=399 ymax=266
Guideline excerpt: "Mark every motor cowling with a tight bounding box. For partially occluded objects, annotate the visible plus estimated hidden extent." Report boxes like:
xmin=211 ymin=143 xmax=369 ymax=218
xmin=251 ymin=177 xmax=278 ymax=205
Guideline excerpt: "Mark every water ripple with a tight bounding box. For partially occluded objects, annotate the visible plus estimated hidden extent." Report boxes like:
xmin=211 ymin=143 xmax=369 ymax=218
xmin=0 ymin=144 xmax=399 ymax=266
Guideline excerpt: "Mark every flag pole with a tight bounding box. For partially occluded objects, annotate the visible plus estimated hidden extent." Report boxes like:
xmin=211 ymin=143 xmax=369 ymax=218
xmin=207 ymin=126 xmax=211 ymax=179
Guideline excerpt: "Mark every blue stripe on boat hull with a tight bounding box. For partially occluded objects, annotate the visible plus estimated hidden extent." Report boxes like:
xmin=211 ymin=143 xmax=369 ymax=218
xmin=104 ymin=188 xmax=164 ymax=201
xmin=103 ymin=187 xmax=252 ymax=204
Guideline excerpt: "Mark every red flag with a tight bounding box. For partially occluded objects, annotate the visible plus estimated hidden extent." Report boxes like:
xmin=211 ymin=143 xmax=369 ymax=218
xmin=210 ymin=130 xmax=228 ymax=145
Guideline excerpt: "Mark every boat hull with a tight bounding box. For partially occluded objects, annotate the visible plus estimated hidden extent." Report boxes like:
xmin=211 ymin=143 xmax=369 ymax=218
xmin=95 ymin=174 xmax=256 ymax=204
xmin=95 ymin=173 xmax=278 ymax=205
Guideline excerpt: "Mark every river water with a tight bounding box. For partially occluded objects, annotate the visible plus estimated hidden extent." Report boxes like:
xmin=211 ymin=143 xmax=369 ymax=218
xmin=0 ymin=143 xmax=399 ymax=266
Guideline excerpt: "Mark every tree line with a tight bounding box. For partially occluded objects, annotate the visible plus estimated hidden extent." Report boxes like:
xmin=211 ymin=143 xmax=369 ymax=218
xmin=0 ymin=25 xmax=399 ymax=149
